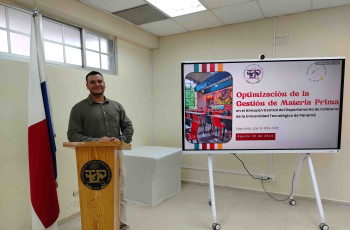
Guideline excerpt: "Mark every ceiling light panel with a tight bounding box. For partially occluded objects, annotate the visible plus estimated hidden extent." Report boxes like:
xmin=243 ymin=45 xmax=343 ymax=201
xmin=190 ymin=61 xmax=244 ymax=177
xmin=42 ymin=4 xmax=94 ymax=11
xmin=146 ymin=0 xmax=206 ymax=17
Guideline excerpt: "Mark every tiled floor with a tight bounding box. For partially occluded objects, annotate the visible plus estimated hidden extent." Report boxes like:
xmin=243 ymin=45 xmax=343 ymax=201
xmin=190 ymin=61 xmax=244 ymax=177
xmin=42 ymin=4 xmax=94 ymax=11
xmin=59 ymin=182 xmax=350 ymax=230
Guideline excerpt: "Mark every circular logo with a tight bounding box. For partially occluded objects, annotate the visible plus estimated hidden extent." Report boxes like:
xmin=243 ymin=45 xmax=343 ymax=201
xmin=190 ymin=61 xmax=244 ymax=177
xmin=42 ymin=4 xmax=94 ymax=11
xmin=307 ymin=63 xmax=326 ymax=82
xmin=244 ymin=64 xmax=263 ymax=84
xmin=81 ymin=160 xmax=112 ymax=190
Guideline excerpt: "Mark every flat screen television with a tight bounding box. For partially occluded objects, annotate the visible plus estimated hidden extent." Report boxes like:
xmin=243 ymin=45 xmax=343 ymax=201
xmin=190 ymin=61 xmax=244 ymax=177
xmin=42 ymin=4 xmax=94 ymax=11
xmin=182 ymin=57 xmax=345 ymax=154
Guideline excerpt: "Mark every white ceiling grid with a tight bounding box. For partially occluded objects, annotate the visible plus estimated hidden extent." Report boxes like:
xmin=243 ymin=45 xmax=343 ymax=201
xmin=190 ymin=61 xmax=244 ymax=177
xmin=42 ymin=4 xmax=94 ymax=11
xmin=80 ymin=0 xmax=350 ymax=36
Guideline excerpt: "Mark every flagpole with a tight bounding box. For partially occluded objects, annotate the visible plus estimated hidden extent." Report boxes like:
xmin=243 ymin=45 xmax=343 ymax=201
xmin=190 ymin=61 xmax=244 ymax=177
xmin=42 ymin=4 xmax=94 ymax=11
xmin=28 ymin=9 xmax=59 ymax=230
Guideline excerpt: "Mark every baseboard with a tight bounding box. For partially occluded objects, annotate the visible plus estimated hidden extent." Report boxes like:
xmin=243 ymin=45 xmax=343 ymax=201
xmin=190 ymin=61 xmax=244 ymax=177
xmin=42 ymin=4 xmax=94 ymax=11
xmin=181 ymin=179 xmax=350 ymax=207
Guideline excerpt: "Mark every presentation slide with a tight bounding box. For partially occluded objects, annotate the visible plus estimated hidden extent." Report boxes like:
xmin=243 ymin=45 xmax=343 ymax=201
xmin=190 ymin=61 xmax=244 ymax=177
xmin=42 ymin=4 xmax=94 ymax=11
xmin=182 ymin=58 xmax=345 ymax=152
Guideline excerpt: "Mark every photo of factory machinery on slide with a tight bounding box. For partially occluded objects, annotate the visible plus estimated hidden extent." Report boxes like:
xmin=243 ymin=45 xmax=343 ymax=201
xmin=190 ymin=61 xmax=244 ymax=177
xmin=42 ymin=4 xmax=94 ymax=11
xmin=185 ymin=71 xmax=233 ymax=144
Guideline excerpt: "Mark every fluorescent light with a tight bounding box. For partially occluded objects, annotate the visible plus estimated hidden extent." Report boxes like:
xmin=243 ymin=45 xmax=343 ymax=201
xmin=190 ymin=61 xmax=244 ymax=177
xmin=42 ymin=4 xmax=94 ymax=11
xmin=147 ymin=0 xmax=206 ymax=17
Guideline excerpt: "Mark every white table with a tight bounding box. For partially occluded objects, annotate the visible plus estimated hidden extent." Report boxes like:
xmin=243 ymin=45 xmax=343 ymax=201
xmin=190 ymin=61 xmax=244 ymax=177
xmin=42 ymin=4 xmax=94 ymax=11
xmin=123 ymin=146 xmax=182 ymax=206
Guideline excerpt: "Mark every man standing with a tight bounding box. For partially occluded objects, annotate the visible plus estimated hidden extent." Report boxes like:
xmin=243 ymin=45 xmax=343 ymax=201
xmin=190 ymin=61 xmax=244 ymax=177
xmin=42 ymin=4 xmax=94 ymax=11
xmin=68 ymin=71 xmax=133 ymax=230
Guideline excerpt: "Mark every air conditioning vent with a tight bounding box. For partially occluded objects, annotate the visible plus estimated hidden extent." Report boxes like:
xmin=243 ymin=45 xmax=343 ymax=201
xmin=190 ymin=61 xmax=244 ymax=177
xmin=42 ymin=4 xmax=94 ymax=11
xmin=113 ymin=4 xmax=168 ymax=25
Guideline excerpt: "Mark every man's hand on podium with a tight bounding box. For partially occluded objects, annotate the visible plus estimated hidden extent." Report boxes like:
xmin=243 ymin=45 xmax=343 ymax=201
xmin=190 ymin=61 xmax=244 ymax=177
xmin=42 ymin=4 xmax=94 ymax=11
xmin=98 ymin=136 xmax=112 ymax=142
xmin=110 ymin=137 xmax=121 ymax=142
xmin=98 ymin=136 xmax=121 ymax=142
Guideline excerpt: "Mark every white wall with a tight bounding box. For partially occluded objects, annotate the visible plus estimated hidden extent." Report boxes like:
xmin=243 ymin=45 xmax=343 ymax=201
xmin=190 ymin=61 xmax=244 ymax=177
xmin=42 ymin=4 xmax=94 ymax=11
xmin=152 ymin=6 xmax=350 ymax=203
xmin=0 ymin=1 xmax=154 ymax=229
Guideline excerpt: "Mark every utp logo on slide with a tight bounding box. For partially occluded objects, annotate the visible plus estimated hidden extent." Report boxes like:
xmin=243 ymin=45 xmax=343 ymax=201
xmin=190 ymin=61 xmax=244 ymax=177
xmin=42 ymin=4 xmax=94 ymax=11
xmin=244 ymin=64 xmax=263 ymax=84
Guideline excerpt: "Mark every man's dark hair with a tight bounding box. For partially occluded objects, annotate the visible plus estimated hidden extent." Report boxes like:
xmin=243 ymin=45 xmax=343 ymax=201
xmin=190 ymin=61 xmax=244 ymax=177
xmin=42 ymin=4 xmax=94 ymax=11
xmin=86 ymin=71 xmax=104 ymax=82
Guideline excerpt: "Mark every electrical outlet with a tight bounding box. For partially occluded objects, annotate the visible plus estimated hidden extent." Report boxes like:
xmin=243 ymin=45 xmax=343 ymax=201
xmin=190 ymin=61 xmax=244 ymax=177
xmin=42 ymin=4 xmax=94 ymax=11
xmin=73 ymin=190 xmax=79 ymax=197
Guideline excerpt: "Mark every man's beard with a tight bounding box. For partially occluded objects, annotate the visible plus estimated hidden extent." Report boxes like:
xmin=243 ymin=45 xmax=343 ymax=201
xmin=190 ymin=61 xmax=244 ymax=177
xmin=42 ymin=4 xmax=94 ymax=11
xmin=90 ymin=90 xmax=104 ymax=96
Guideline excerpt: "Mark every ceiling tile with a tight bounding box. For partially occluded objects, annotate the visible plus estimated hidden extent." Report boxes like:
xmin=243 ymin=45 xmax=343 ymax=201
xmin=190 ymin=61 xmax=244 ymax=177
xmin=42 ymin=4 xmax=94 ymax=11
xmin=173 ymin=11 xmax=223 ymax=31
xmin=139 ymin=19 xmax=188 ymax=36
xmin=81 ymin=0 xmax=350 ymax=37
xmin=312 ymin=0 xmax=350 ymax=10
xmin=200 ymin=0 xmax=250 ymax=10
xmin=213 ymin=1 xmax=264 ymax=25
xmin=80 ymin=0 xmax=146 ymax=13
xmin=259 ymin=0 xmax=312 ymax=17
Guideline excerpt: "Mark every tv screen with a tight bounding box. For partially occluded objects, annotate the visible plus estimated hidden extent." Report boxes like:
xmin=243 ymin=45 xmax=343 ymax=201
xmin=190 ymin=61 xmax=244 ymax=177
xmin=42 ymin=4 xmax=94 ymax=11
xmin=182 ymin=58 xmax=345 ymax=153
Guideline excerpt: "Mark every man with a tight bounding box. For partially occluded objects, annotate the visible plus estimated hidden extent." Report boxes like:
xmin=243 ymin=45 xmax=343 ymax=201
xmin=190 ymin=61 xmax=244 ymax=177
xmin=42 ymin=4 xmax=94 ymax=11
xmin=68 ymin=71 xmax=134 ymax=230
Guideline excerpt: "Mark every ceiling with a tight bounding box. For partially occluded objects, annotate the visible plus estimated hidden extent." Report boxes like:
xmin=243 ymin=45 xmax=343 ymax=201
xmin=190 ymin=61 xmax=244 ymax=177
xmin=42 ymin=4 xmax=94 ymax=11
xmin=80 ymin=0 xmax=350 ymax=36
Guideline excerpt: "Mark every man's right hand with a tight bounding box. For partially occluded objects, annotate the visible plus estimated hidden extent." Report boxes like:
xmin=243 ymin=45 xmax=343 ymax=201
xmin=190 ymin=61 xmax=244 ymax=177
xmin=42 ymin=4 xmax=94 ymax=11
xmin=98 ymin=136 xmax=112 ymax=142
xmin=110 ymin=137 xmax=121 ymax=142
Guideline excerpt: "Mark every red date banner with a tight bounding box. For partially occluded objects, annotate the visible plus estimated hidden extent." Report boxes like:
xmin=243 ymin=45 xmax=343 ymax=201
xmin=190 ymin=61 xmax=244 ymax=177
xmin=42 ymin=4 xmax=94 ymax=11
xmin=236 ymin=133 xmax=276 ymax=141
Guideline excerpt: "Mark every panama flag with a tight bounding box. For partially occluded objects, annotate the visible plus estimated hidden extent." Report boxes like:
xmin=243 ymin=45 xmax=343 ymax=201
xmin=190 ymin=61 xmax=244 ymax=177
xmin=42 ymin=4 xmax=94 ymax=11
xmin=28 ymin=11 xmax=59 ymax=229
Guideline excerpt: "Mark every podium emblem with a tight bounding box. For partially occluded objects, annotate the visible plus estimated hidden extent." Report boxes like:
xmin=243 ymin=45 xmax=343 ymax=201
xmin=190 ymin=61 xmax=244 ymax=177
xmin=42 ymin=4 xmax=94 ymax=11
xmin=81 ymin=160 xmax=112 ymax=190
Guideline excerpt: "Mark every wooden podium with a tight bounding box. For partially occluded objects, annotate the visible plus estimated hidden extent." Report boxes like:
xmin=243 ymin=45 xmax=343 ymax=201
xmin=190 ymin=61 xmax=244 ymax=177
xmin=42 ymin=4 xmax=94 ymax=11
xmin=63 ymin=141 xmax=131 ymax=230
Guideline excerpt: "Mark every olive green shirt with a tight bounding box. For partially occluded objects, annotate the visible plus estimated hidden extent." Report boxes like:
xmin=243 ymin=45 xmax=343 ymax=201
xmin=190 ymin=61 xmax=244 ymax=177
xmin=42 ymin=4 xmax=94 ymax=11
xmin=67 ymin=95 xmax=133 ymax=143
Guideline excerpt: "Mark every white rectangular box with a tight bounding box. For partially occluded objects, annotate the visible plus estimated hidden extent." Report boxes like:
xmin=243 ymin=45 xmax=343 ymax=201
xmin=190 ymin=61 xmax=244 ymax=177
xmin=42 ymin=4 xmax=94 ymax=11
xmin=123 ymin=146 xmax=182 ymax=206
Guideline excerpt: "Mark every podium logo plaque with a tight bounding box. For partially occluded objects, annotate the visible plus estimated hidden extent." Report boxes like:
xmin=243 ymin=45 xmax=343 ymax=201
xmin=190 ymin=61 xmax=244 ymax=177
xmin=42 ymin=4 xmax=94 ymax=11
xmin=81 ymin=160 xmax=112 ymax=190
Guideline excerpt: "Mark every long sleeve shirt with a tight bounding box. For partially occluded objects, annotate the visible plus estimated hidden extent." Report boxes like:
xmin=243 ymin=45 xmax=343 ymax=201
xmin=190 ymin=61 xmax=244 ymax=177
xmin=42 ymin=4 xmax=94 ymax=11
xmin=67 ymin=95 xmax=134 ymax=143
